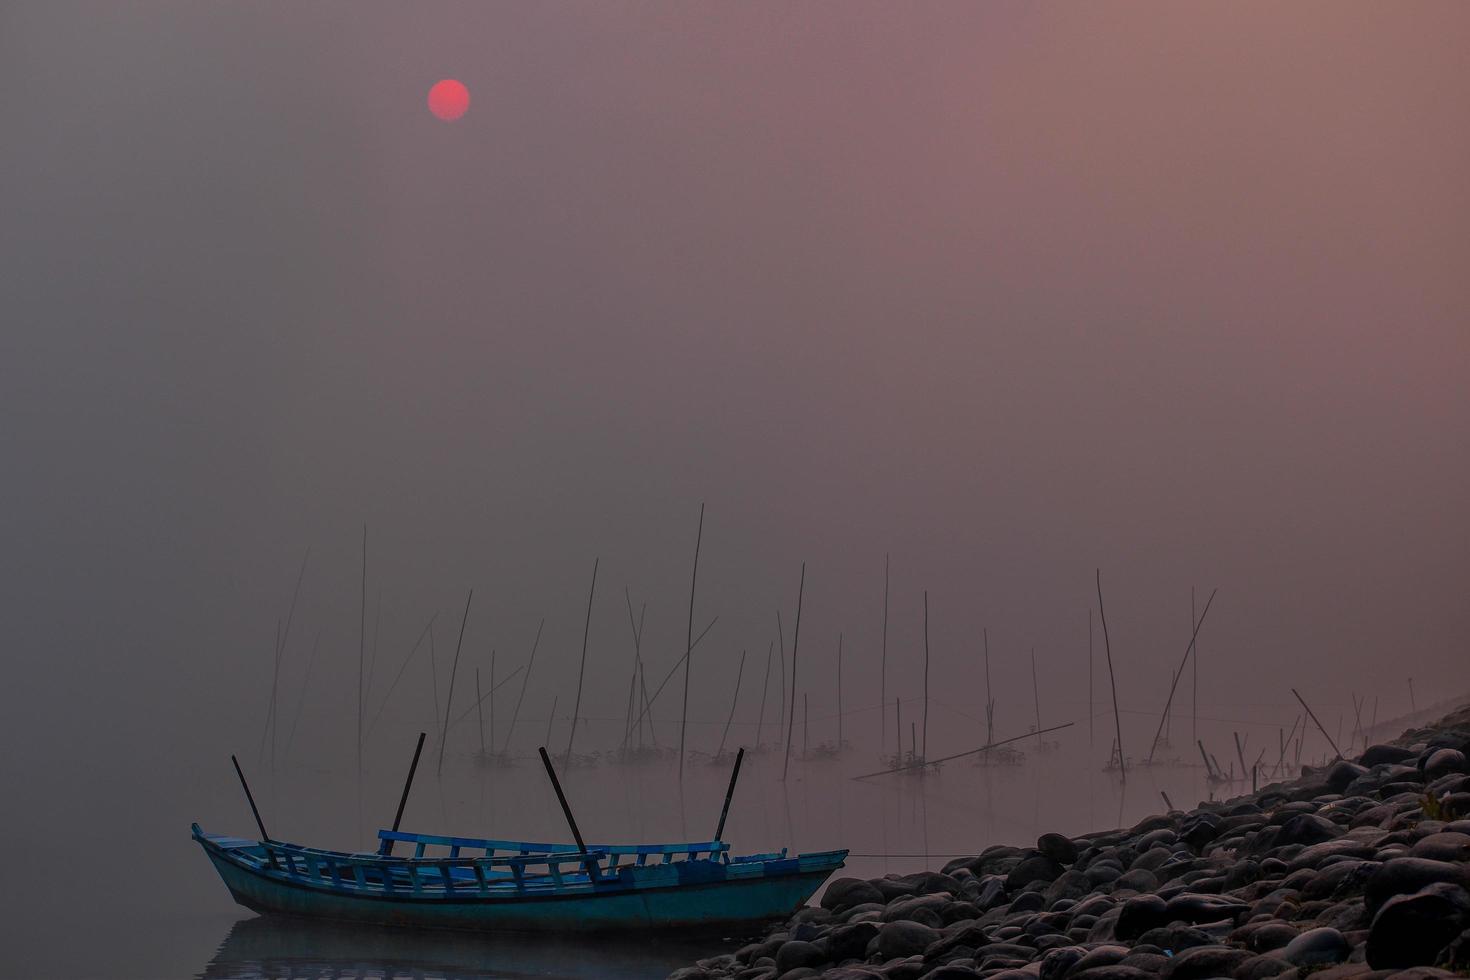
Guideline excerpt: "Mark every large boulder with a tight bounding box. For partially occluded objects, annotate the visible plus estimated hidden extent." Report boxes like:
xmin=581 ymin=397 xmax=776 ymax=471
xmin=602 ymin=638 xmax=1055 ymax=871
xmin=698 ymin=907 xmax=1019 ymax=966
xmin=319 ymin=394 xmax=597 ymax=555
xmin=773 ymin=939 xmax=827 ymax=974
xmin=1037 ymin=832 xmax=1079 ymax=865
xmin=1411 ymin=832 xmax=1470 ymax=863
xmin=875 ymin=920 xmax=940 ymax=959
xmin=1366 ymin=882 xmax=1470 ymax=968
xmin=1006 ymin=854 xmax=1064 ymax=891
xmin=821 ymin=877 xmax=886 ymax=911
xmin=1158 ymin=944 xmax=1252 ymax=979
xmin=1424 ymin=748 xmax=1468 ymax=780
xmin=1364 ymin=857 xmax=1470 ymax=914
xmin=1280 ymin=926 xmax=1351 ymax=967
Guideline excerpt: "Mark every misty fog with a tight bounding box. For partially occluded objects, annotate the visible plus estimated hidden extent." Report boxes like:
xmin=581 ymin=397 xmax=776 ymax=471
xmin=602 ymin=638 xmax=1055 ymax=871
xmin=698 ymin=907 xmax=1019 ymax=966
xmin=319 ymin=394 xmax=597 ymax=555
xmin=1 ymin=3 xmax=1465 ymax=978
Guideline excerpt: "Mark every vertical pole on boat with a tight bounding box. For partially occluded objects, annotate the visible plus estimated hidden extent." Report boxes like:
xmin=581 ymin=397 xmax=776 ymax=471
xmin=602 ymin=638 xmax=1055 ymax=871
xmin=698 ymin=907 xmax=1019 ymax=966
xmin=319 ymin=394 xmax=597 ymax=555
xmin=231 ymin=754 xmax=271 ymax=842
xmin=713 ymin=747 xmax=745 ymax=842
xmin=538 ymin=746 xmax=588 ymax=855
xmin=383 ymin=732 xmax=427 ymax=855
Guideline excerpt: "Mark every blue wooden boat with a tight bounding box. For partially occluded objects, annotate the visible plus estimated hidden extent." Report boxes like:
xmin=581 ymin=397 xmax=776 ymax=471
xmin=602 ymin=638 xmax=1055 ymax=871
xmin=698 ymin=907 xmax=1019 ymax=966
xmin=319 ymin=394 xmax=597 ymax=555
xmin=193 ymin=824 xmax=847 ymax=933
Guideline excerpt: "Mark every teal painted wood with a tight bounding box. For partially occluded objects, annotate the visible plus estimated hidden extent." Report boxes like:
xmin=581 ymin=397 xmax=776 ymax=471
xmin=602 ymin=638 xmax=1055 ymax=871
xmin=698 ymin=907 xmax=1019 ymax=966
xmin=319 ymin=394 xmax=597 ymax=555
xmin=192 ymin=823 xmax=846 ymax=933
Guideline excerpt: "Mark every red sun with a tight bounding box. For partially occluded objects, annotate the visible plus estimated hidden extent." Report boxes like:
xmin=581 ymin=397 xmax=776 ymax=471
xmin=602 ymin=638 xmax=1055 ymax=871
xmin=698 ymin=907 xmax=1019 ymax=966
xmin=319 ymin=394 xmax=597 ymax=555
xmin=427 ymin=79 xmax=470 ymax=121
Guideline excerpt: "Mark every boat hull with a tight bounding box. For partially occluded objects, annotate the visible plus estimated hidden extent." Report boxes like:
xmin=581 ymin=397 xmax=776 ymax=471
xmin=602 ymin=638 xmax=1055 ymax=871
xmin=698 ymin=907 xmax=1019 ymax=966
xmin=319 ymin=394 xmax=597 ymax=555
xmin=203 ymin=843 xmax=837 ymax=933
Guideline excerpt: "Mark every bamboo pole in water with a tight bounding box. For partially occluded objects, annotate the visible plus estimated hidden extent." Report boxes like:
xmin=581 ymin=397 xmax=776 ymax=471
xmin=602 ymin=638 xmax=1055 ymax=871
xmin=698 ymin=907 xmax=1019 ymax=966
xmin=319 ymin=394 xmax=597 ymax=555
xmin=1030 ymin=647 xmax=1042 ymax=747
xmin=1191 ymin=587 xmax=1199 ymax=747
xmin=1096 ymin=569 xmax=1125 ymax=781
xmin=285 ymin=630 xmax=322 ymax=759
xmin=545 ymin=695 xmax=558 ymax=748
xmin=716 ymin=649 xmax=746 ymax=759
xmin=755 ymin=643 xmax=773 ymax=749
xmin=475 ymin=668 xmax=486 ymax=756
xmin=678 ymin=504 xmax=704 ymax=780
xmin=780 ymin=563 xmax=806 ymax=782
xmin=357 ymin=531 xmax=366 ymax=799
xmin=1292 ymin=687 xmax=1344 ymax=761
xmin=566 ymin=559 xmax=599 ymax=767
xmin=367 ymin=614 xmax=438 ymax=738
xmin=1088 ymin=610 xmax=1094 ymax=750
xmin=437 ymin=590 xmax=473 ymax=776
xmin=776 ymin=610 xmax=786 ymax=756
xmin=983 ymin=628 xmax=994 ymax=745
xmin=489 ymin=650 xmax=496 ymax=756
xmin=623 ymin=617 xmax=720 ymax=733
xmin=922 ymin=591 xmax=930 ymax=761
xmin=503 ymin=618 xmax=543 ymax=754
xmin=1145 ymin=588 xmax=1217 ymax=765
xmin=836 ymin=633 xmax=844 ymax=748
xmin=854 ymin=722 xmax=1076 ymax=780
xmin=881 ymin=554 xmax=889 ymax=752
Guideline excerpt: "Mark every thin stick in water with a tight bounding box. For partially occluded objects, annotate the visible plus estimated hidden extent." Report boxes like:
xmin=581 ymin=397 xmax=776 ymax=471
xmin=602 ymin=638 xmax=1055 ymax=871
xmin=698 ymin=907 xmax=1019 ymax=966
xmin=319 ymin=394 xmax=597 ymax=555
xmin=781 ymin=563 xmax=806 ymax=782
xmin=565 ymin=558 xmax=600 ymax=767
xmin=678 ymin=504 xmax=704 ymax=779
xmin=715 ymin=649 xmax=747 ymax=759
xmin=1096 ymin=569 xmax=1125 ymax=781
xmin=1291 ymin=687 xmax=1344 ymax=761
xmin=922 ymin=590 xmax=930 ymax=761
xmin=436 ymin=590 xmax=473 ymax=776
xmin=503 ymin=619 xmax=544 ymax=754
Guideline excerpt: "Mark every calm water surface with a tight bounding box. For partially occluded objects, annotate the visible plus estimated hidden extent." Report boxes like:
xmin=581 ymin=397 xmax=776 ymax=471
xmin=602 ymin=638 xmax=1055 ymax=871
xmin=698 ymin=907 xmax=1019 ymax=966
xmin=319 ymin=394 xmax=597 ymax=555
xmin=8 ymin=706 xmax=1282 ymax=979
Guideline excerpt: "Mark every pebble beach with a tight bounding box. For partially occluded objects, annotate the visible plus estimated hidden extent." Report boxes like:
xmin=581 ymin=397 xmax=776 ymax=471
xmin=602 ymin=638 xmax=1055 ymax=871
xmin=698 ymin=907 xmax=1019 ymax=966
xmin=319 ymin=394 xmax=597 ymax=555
xmin=670 ymin=705 xmax=1470 ymax=980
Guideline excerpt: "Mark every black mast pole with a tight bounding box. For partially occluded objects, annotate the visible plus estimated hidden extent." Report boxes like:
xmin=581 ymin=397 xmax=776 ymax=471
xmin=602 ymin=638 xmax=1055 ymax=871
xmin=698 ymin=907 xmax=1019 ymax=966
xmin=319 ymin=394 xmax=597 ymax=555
xmin=714 ymin=747 xmax=746 ymax=843
xmin=231 ymin=754 xmax=270 ymax=842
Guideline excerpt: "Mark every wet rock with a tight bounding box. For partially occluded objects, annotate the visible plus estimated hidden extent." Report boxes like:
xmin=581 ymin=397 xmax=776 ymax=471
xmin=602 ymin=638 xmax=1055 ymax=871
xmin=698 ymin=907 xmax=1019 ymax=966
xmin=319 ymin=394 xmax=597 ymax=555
xmin=1366 ymin=882 xmax=1470 ymax=969
xmin=1364 ymin=858 xmax=1470 ymax=914
xmin=1115 ymin=894 xmax=1168 ymax=940
xmin=1037 ymin=945 xmax=1085 ymax=980
xmin=1008 ymin=854 xmax=1065 ymax=892
xmin=1437 ymin=927 xmax=1470 ymax=971
xmin=1243 ymin=921 xmax=1299 ymax=952
xmin=1281 ymin=926 xmax=1351 ymax=967
xmin=1299 ymin=858 xmax=1378 ymax=901
xmin=1068 ymin=968 xmax=1153 ymax=980
xmin=1361 ymin=744 xmax=1417 ymax=767
xmin=1069 ymin=944 xmax=1130 ymax=974
xmin=1135 ymin=925 xmax=1217 ymax=951
xmin=1044 ymin=869 xmax=1093 ymax=904
xmin=1424 ymin=749 xmax=1467 ymax=780
xmin=1158 ymin=944 xmax=1253 ymax=979
xmin=773 ymin=938 xmax=825 ymax=975
xmin=825 ymin=921 xmax=880 ymax=962
xmin=1326 ymin=761 xmax=1370 ymax=794
xmin=1411 ymin=832 xmax=1470 ymax=862
xmin=875 ymin=920 xmax=941 ymax=959
xmin=1276 ymin=812 xmax=1341 ymax=847
xmin=1163 ymin=891 xmax=1249 ymax=925
xmin=923 ymin=966 xmax=982 ymax=980
xmin=1113 ymin=869 xmax=1159 ymax=893
xmin=1232 ymin=953 xmax=1294 ymax=979
xmin=1037 ymin=833 xmax=1079 ymax=866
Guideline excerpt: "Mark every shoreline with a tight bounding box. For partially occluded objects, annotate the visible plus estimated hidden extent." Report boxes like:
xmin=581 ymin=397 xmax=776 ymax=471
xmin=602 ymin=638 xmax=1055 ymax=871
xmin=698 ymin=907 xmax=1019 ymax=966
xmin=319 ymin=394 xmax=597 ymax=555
xmin=670 ymin=704 xmax=1470 ymax=979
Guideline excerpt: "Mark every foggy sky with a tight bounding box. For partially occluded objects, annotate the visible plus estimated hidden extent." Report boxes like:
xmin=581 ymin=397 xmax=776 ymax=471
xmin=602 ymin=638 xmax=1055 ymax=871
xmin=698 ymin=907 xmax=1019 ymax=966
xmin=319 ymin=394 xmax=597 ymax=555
xmin=2 ymin=2 xmax=1467 ymax=775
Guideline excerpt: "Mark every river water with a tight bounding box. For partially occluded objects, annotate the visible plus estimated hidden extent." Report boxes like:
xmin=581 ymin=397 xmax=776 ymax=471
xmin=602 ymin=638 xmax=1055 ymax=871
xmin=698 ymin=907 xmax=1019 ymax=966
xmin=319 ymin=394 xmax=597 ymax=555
xmin=3 ymin=698 xmax=1285 ymax=980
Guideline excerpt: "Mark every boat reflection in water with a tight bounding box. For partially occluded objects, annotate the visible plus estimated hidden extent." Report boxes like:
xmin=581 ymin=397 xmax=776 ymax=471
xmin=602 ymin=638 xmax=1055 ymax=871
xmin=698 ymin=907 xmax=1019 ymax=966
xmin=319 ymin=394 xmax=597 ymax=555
xmin=197 ymin=914 xmax=736 ymax=980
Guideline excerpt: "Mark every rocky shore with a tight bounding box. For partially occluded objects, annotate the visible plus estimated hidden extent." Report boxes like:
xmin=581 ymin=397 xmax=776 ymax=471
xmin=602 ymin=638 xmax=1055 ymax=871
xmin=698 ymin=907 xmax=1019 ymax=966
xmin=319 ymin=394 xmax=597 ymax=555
xmin=671 ymin=705 xmax=1470 ymax=980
